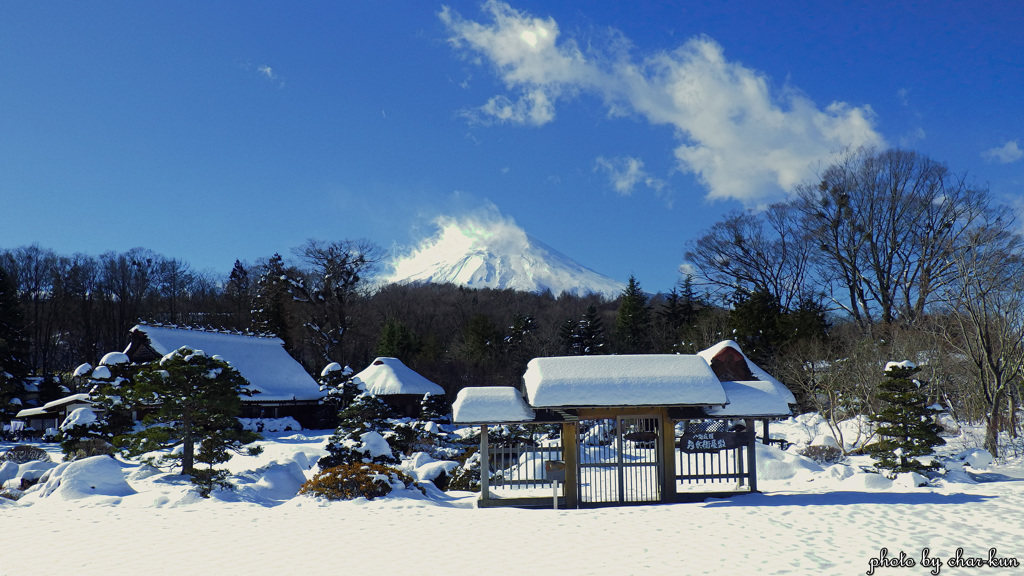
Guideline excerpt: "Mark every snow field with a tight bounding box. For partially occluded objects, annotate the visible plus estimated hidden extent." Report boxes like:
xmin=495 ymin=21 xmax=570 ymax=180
xmin=3 ymin=421 xmax=1024 ymax=576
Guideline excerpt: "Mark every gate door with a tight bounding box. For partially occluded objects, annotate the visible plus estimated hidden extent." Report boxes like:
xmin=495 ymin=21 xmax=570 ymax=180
xmin=577 ymin=416 xmax=662 ymax=505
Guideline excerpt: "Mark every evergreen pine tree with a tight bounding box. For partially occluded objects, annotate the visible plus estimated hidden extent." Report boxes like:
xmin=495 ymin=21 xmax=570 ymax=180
xmin=0 ymin=265 xmax=30 ymax=420
xmin=658 ymin=275 xmax=703 ymax=353
xmin=728 ymin=289 xmax=784 ymax=368
xmin=376 ymin=318 xmax=419 ymax=361
xmin=225 ymin=260 xmax=251 ymax=330
xmin=560 ymin=305 xmax=607 ymax=355
xmin=868 ymin=362 xmax=945 ymax=476
xmin=252 ymin=254 xmax=293 ymax=348
xmin=614 ymin=275 xmax=652 ymax=354
xmin=121 ymin=348 xmax=263 ymax=496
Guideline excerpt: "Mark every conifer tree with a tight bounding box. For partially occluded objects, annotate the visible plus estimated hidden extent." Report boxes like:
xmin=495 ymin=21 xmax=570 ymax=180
xmin=60 ymin=354 xmax=137 ymax=457
xmin=614 ymin=275 xmax=652 ymax=354
xmin=318 ymin=361 xmax=359 ymax=413
xmin=868 ymin=362 xmax=944 ymax=476
xmin=560 ymin=305 xmax=607 ymax=355
xmin=319 ymin=391 xmax=400 ymax=469
xmin=122 ymin=347 xmax=263 ymax=496
xmin=376 ymin=318 xmax=419 ymax=361
xmin=252 ymin=254 xmax=294 ymax=347
xmin=0 ymin=266 xmax=30 ymax=419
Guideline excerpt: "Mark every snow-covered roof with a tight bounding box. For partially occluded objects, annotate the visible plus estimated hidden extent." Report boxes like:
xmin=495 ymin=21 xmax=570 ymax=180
xmin=697 ymin=340 xmax=797 ymax=406
xmin=129 ymin=325 xmax=322 ymax=402
xmin=523 ymin=355 xmax=728 ymax=408
xmin=15 ymin=393 xmax=93 ymax=419
xmin=452 ymin=386 xmax=536 ymax=424
xmin=352 ymin=357 xmax=445 ymax=396
xmin=705 ymin=380 xmax=793 ymax=417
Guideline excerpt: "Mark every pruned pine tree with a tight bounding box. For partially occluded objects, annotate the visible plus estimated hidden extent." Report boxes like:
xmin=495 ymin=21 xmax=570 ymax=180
xmin=868 ymin=362 xmax=944 ymax=476
xmin=319 ymin=391 xmax=399 ymax=469
xmin=123 ymin=347 xmax=262 ymax=496
xmin=60 ymin=355 xmax=136 ymax=458
xmin=614 ymin=275 xmax=651 ymax=354
xmin=318 ymin=362 xmax=359 ymax=413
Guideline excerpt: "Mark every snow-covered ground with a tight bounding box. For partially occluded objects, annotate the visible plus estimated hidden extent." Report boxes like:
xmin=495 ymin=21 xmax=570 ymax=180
xmin=3 ymin=419 xmax=1024 ymax=576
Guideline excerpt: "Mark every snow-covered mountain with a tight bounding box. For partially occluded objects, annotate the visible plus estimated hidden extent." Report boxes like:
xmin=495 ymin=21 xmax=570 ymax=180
xmin=383 ymin=214 xmax=626 ymax=298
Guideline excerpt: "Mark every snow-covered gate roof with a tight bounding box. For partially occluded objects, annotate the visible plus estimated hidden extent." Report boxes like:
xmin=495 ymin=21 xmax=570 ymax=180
xmin=523 ymin=354 xmax=729 ymax=409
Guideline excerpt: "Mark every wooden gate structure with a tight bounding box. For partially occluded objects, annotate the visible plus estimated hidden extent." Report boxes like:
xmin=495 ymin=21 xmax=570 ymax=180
xmin=452 ymin=342 xmax=795 ymax=509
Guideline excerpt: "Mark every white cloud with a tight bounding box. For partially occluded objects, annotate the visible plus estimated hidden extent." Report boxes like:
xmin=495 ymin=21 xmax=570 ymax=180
xmin=983 ymin=140 xmax=1024 ymax=164
xmin=253 ymin=64 xmax=285 ymax=88
xmin=441 ymin=1 xmax=885 ymax=205
xmin=594 ymin=155 xmax=666 ymax=196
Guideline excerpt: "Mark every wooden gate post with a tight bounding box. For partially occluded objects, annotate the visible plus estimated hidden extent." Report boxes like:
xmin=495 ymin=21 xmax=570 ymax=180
xmin=479 ymin=424 xmax=489 ymax=501
xmin=661 ymin=413 xmax=676 ymax=503
xmin=562 ymin=421 xmax=578 ymax=509
xmin=745 ymin=418 xmax=758 ymax=493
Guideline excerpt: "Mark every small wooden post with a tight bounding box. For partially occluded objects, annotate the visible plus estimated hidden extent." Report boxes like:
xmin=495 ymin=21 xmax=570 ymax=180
xmin=561 ymin=421 xmax=578 ymax=509
xmin=479 ymin=424 xmax=489 ymax=501
xmin=762 ymin=419 xmax=770 ymax=445
xmin=745 ymin=418 xmax=758 ymax=493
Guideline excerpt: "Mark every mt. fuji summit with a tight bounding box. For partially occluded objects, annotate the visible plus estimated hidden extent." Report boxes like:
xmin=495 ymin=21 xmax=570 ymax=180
xmin=383 ymin=215 xmax=625 ymax=298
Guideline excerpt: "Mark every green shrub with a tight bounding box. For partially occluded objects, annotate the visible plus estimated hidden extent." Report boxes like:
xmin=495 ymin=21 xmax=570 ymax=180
xmin=298 ymin=463 xmax=421 ymax=501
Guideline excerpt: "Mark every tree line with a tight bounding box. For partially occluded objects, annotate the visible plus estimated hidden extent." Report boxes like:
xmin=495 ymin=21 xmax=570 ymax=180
xmin=3 ymin=146 xmax=1023 ymax=456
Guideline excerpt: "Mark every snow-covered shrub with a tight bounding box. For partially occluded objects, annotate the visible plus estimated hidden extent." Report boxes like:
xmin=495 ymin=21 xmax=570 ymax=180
xmin=64 ymin=438 xmax=116 ymax=462
xmin=298 ymin=463 xmax=421 ymax=501
xmin=2 ymin=445 xmax=50 ymax=464
xmin=446 ymin=449 xmax=482 ymax=492
xmin=799 ymin=444 xmax=844 ymax=465
xmin=319 ymin=392 xmax=400 ymax=469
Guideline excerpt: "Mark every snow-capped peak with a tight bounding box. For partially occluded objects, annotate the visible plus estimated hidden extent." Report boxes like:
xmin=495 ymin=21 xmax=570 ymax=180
xmin=383 ymin=213 xmax=625 ymax=298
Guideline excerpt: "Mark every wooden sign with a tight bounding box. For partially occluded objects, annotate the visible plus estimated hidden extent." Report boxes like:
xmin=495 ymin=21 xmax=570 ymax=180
xmin=678 ymin=430 xmax=748 ymax=453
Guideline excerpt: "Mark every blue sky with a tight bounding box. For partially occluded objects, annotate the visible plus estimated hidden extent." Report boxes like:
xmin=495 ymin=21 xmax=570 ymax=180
xmin=2 ymin=1 xmax=1022 ymax=293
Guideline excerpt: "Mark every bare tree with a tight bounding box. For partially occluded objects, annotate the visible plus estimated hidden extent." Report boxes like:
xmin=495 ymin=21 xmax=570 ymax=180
xmin=939 ymin=210 xmax=1024 ymax=456
xmin=290 ymin=239 xmax=383 ymax=364
xmin=795 ymin=147 xmax=989 ymax=335
xmin=685 ymin=203 xmax=815 ymax=310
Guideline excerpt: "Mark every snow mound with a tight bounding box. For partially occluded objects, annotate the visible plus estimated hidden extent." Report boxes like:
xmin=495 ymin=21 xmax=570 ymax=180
xmin=100 ymin=351 xmax=130 ymax=365
xmin=755 ymin=443 xmax=823 ymax=480
xmin=234 ymin=460 xmax=310 ymax=502
xmin=841 ymin=472 xmax=894 ymax=491
xmin=949 ymin=448 xmax=993 ymax=470
xmin=810 ymin=434 xmax=842 ymax=449
xmin=894 ymin=471 xmax=929 ymax=488
xmin=36 ymin=456 xmax=136 ymax=500
xmin=403 ymin=453 xmax=460 ymax=483
xmin=60 ymin=407 xmax=98 ymax=431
